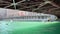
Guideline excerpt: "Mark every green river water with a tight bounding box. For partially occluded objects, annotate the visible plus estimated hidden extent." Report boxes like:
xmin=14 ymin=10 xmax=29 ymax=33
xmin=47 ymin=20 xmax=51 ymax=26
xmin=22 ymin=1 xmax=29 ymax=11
xmin=0 ymin=20 xmax=60 ymax=34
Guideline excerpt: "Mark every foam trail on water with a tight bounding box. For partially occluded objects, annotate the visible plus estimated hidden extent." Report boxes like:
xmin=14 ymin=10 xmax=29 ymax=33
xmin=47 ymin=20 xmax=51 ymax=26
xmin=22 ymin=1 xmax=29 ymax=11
xmin=0 ymin=21 xmax=13 ymax=34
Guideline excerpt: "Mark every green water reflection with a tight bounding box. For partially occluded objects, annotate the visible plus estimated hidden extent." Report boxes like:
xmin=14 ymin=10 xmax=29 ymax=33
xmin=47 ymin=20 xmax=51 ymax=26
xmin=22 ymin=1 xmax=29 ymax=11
xmin=0 ymin=21 xmax=60 ymax=34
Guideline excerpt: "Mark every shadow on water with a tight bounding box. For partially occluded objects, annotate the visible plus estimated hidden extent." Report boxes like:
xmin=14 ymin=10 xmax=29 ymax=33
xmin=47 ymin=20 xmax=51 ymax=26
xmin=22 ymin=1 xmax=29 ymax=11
xmin=56 ymin=19 xmax=60 ymax=22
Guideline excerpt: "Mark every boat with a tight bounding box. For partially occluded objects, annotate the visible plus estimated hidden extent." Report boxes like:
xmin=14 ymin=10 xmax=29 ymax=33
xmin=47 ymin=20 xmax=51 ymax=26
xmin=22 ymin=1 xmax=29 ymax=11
xmin=0 ymin=8 xmax=57 ymax=21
